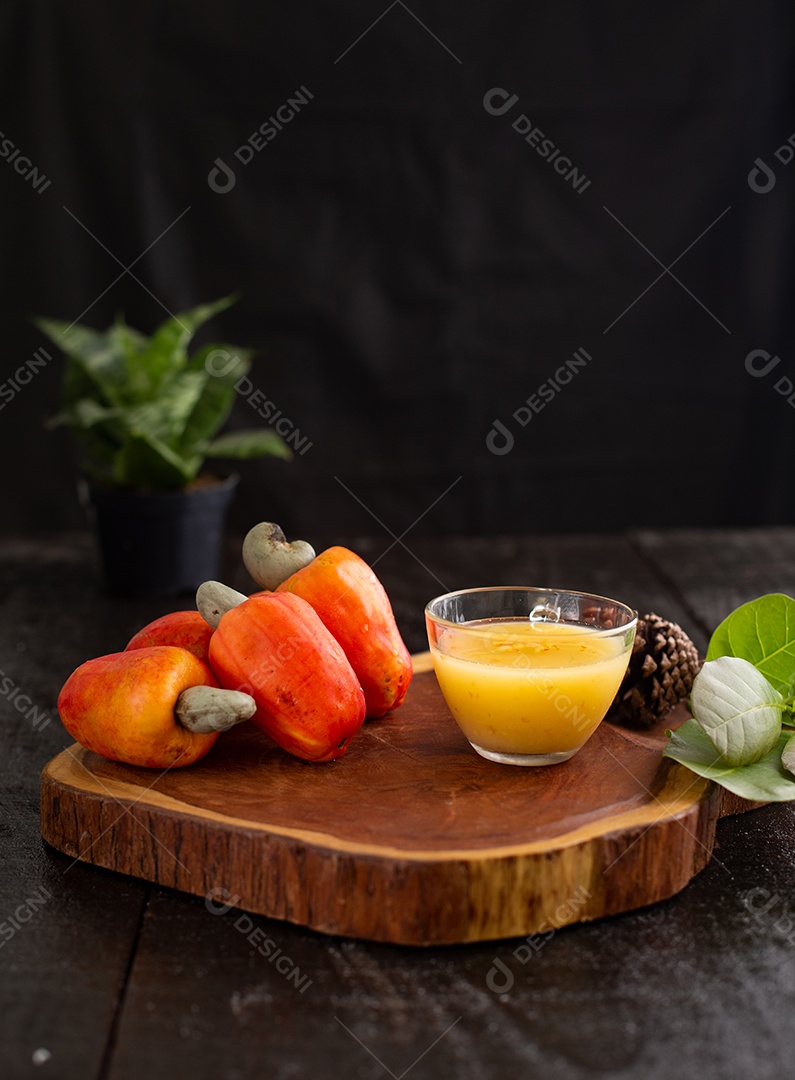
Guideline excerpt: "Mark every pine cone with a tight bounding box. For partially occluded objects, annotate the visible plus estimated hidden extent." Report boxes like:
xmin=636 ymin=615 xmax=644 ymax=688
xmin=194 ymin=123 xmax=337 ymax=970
xmin=609 ymin=613 xmax=702 ymax=729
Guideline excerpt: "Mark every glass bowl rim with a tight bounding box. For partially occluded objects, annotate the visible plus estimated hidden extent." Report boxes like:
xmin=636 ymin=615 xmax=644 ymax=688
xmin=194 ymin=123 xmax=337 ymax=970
xmin=425 ymin=585 xmax=638 ymax=635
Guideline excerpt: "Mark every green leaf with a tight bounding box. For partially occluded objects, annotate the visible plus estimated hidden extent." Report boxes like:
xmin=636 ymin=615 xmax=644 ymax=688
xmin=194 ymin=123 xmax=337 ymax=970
xmin=112 ymin=315 xmax=149 ymax=361
xmin=133 ymin=295 xmax=238 ymax=398
xmin=690 ymin=656 xmax=784 ymax=766
xmin=706 ymin=593 xmax=795 ymax=694
xmin=48 ymin=399 xmax=121 ymax=430
xmin=48 ymin=397 xmax=128 ymax=469
xmin=180 ymin=344 xmax=253 ymax=453
xmin=36 ymin=317 xmax=125 ymax=369
xmin=113 ymin=431 xmax=199 ymax=490
xmin=782 ymin=732 xmax=795 ymax=778
xmin=36 ymin=318 xmax=128 ymax=407
xmin=124 ymin=372 xmax=208 ymax=448
xmin=64 ymin=423 xmax=120 ymax=473
xmin=205 ymin=429 xmax=292 ymax=460
xmin=59 ymin=358 xmax=107 ymax=415
xmin=663 ymin=720 xmax=795 ymax=802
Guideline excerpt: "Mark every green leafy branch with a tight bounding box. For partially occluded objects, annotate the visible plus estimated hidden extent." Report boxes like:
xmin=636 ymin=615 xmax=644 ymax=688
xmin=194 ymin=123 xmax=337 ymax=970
xmin=36 ymin=295 xmax=292 ymax=492
xmin=663 ymin=593 xmax=795 ymax=802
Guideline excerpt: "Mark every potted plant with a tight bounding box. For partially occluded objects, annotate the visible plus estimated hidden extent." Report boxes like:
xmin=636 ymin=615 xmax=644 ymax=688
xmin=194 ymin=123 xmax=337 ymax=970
xmin=36 ymin=295 xmax=291 ymax=597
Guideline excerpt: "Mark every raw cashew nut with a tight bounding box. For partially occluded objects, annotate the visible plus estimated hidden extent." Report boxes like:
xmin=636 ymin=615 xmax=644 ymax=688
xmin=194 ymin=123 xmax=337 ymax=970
xmin=242 ymin=522 xmax=316 ymax=591
xmin=176 ymin=685 xmax=257 ymax=733
xmin=196 ymin=580 xmax=248 ymax=629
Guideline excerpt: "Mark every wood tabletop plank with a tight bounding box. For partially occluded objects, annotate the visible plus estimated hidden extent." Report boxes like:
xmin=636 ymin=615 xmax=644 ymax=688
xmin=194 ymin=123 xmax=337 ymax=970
xmin=104 ymin=805 xmax=795 ymax=1080
xmin=7 ymin=532 xmax=795 ymax=1079
xmin=635 ymin=527 xmax=795 ymax=636
xmin=0 ymin=539 xmax=151 ymax=1080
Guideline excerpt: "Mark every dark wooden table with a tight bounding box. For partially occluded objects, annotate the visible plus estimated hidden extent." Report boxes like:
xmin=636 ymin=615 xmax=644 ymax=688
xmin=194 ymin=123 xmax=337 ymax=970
xmin=4 ymin=528 xmax=795 ymax=1079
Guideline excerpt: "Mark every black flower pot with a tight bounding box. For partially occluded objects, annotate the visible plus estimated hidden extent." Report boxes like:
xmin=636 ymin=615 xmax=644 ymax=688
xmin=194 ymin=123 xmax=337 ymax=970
xmin=85 ymin=473 xmax=239 ymax=598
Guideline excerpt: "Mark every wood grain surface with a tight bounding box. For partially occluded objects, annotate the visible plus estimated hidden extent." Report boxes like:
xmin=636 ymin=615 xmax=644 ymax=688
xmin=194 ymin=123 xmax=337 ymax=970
xmin=40 ymin=652 xmax=749 ymax=946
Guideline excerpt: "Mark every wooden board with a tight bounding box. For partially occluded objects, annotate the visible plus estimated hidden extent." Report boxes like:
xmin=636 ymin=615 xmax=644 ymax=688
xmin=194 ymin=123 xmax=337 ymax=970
xmin=40 ymin=654 xmax=756 ymax=946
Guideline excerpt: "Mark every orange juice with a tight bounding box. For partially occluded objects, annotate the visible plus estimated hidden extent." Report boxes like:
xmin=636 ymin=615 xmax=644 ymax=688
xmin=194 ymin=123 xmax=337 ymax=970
xmin=430 ymin=619 xmax=632 ymax=757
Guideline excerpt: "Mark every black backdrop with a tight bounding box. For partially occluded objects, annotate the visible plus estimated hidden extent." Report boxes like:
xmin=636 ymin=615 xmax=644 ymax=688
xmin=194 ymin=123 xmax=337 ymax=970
xmin=2 ymin=2 xmax=794 ymax=543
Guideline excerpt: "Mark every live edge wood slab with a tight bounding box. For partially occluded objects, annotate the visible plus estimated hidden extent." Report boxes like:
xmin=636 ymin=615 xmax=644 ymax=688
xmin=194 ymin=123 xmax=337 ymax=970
xmin=40 ymin=653 xmax=755 ymax=947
